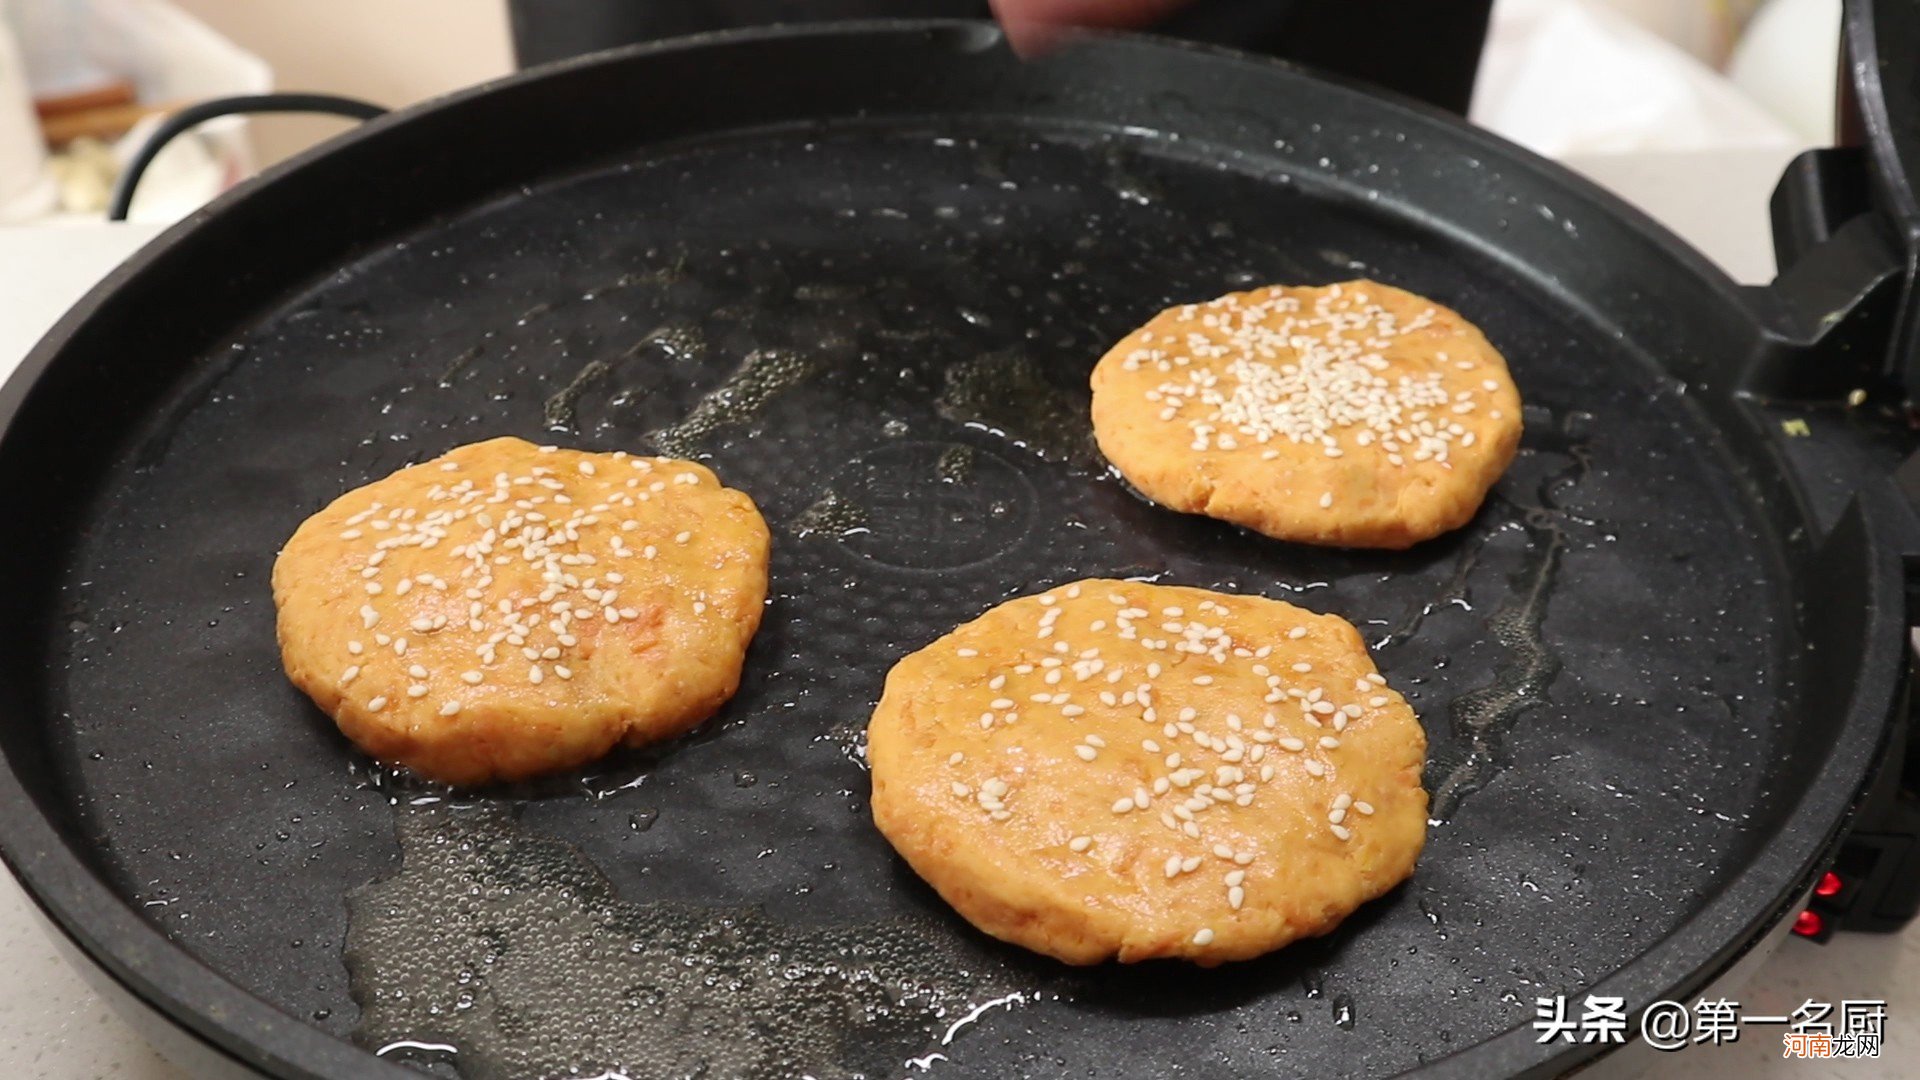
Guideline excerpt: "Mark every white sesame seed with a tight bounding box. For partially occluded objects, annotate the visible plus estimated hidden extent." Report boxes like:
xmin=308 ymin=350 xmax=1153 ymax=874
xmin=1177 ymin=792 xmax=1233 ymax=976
xmin=407 ymin=684 xmax=428 ymax=698
xmin=529 ymin=665 xmax=544 ymax=684
xmin=340 ymin=665 xmax=360 ymax=684
xmin=1111 ymin=797 xmax=1135 ymax=814
xmin=1225 ymin=869 xmax=1246 ymax=887
xmin=1075 ymin=746 xmax=1097 ymax=762
xmin=1330 ymin=824 xmax=1352 ymax=841
xmin=367 ymin=696 xmax=387 ymax=711
xmin=1192 ymin=928 xmax=1215 ymax=946
xmin=1228 ymin=886 xmax=1245 ymax=909
xmin=1354 ymin=801 xmax=1374 ymax=815
xmin=439 ymin=700 xmax=462 ymax=716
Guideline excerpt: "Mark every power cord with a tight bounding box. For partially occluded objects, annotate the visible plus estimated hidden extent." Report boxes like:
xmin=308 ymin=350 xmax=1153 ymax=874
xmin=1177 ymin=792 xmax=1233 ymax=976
xmin=107 ymin=93 xmax=388 ymax=222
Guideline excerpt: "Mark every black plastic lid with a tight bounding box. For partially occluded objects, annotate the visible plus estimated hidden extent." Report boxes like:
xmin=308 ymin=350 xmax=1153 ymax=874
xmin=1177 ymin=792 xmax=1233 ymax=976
xmin=1842 ymin=0 xmax=1920 ymax=390
xmin=1846 ymin=1 xmax=1919 ymax=223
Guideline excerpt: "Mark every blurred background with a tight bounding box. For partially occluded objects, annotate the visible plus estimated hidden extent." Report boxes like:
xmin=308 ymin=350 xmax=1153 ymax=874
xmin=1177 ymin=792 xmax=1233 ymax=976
xmin=0 ymin=0 xmax=1841 ymax=228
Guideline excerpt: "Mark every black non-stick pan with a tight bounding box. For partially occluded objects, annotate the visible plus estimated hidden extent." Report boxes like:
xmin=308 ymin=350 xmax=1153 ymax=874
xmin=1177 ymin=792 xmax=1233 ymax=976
xmin=2 ymin=17 xmax=1916 ymax=1080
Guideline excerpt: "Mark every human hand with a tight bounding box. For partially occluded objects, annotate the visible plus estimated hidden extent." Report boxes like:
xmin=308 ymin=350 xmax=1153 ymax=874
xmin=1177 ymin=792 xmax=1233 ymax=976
xmin=988 ymin=0 xmax=1197 ymax=55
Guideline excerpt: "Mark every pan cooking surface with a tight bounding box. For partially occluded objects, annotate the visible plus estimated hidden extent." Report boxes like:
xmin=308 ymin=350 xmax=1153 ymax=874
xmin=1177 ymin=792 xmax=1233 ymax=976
xmin=50 ymin=122 xmax=1790 ymax=1077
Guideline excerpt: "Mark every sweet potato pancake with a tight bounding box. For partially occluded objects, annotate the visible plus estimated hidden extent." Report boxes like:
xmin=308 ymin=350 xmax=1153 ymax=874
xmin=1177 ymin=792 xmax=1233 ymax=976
xmin=1090 ymin=281 xmax=1521 ymax=548
xmin=273 ymin=437 xmax=769 ymax=785
xmin=867 ymin=579 xmax=1427 ymax=965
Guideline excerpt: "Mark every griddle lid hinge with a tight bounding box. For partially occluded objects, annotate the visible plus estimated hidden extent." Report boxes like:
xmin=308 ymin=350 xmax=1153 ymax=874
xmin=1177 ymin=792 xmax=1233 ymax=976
xmin=1741 ymin=185 xmax=1904 ymax=401
xmin=1743 ymin=0 xmax=1920 ymax=403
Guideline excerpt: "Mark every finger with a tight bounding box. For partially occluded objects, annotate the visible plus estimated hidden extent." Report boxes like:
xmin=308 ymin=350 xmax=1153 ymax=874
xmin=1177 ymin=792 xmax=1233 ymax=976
xmin=989 ymin=0 xmax=1195 ymax=55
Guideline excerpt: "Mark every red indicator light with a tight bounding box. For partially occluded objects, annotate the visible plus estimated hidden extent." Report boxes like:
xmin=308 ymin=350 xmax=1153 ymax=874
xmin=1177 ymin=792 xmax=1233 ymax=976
xmin=1814 ymin=872 xmax=1843 ymax=898
xmin=1793 ymin=909 xmax=1825 ymax=937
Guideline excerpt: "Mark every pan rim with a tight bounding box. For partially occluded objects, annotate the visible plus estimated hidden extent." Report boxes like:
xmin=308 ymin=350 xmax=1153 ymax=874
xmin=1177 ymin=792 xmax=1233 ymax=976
xmin=0 ymin=18 xmax=1891 ymax=1080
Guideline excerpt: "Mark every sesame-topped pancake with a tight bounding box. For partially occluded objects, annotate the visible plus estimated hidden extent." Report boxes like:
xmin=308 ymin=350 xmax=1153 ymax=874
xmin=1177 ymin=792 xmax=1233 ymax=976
xmin=273 ymin=436 xmax=770 ymax=786
xmin=1090 ymin=281 xmax=1522 ymax=549
xmin=866 ymin=579 xmax=1427 ymax=966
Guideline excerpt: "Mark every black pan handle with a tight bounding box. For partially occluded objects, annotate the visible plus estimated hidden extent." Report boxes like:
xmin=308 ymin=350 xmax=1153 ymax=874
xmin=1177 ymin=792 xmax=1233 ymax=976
xmin=108 ymin=93 xmax=388 ymax=222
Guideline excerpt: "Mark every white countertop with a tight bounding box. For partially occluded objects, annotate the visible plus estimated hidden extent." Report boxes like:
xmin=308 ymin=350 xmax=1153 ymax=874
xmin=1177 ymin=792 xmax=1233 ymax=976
xmin=1 ymin=148 xmax=1915 ymax=1079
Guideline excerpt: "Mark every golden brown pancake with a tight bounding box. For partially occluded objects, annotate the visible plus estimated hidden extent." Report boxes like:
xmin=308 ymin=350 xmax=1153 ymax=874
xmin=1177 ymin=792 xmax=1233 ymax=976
xmin=867 ymin=579 xmax=1427 ymax=965
xmin=1091 ymin=281 xmax=1522 ymax=548
xmin=273 ymin=436 xmax=769 ymax=785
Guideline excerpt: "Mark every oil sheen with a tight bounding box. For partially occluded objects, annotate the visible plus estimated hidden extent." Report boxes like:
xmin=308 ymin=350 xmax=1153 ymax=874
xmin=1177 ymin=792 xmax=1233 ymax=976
xmin=345 ymin=801 xmax=1026 ymax=1080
